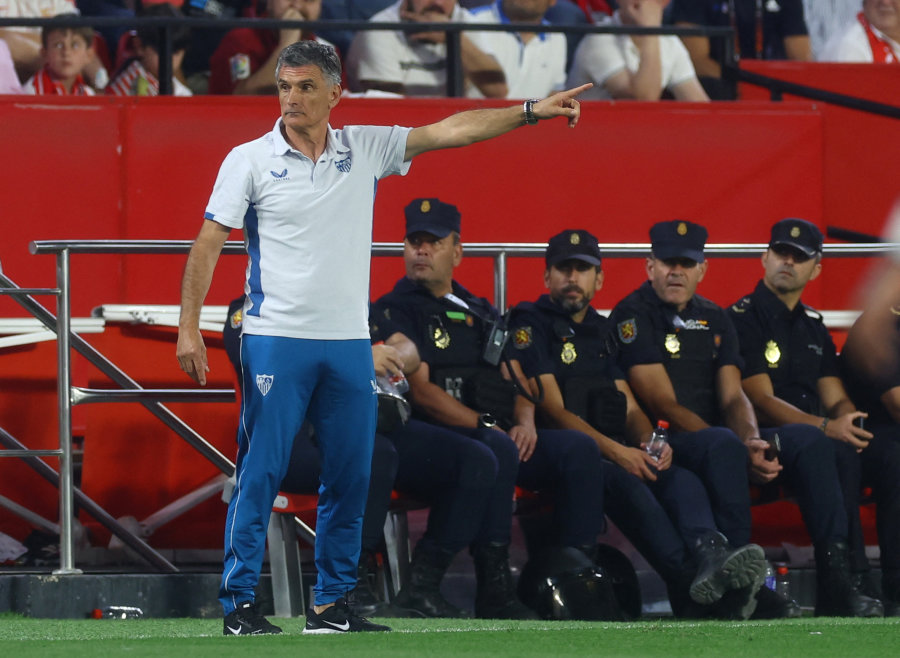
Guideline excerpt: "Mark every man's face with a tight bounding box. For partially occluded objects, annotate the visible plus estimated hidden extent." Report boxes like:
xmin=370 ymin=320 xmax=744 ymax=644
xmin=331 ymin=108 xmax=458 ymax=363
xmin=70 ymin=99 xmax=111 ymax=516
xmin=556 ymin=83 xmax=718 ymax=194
xmin=403 ymin=231 xmax=461 ymax=289
xmin=44 ymin=30 xmax=91 ymax=82
xmin=277 ymin=64 xmax=340 ymax=133
xmin=407 ymin=0 xmax=456 ymax=17
xmin=545 ymin=259 xmax=603 ymax=315
xmin=646 ymin=256 xmax=707 ymax=311
xmin=865 ymin=0 xmax=900 ymax=35
xmin=761 ymin=245 xmax=821 ymax=296
xmin=270 ymin=0 xmax=322 ymax=21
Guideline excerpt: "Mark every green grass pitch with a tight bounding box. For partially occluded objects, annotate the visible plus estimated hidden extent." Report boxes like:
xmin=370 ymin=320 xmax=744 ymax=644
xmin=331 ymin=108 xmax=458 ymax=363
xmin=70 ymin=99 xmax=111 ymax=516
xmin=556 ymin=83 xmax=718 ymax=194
xmin=1 ymin=614 xmax=898 ymax=658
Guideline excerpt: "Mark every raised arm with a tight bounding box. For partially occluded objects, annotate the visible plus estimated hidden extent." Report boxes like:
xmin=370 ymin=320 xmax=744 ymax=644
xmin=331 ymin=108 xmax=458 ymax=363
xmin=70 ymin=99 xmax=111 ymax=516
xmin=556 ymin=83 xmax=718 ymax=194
xmin=176 ymin=219 xmax=231 ymax=385
xmin=404 ymin=83 xmax=591 ymax=160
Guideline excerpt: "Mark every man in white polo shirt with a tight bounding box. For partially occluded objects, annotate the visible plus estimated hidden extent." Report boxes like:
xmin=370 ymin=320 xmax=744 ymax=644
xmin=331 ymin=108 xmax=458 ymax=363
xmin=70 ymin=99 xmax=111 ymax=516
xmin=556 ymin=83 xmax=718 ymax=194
xmin=566 ymin=0 xmax=709 ymax=101
xmin=177 ymin=40 xmax=589 ymax=636
xmin=345 ymin=0 xmax=509 ymax=97
xmin=467 ymin=0 xmax=567 ymax=98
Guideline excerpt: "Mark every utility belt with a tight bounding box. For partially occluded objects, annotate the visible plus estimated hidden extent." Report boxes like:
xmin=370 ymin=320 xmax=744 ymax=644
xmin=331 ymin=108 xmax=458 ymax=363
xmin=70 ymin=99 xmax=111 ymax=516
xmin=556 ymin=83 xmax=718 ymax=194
xmin=432 ymin=366 xmax=517 ymax=429
xmin=561 ymin=376 xmax=627 ymax=440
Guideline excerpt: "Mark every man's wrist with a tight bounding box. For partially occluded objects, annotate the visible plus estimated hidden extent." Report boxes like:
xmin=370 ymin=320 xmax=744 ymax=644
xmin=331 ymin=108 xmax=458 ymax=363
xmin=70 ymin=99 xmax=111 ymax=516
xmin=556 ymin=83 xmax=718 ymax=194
xmin=522 ymin=99 xmax=539 ymax=126
xmin=478 ymin=412 xmax=498 ymax=429
xmin=819 ymin=417 xmax=830 ymax=433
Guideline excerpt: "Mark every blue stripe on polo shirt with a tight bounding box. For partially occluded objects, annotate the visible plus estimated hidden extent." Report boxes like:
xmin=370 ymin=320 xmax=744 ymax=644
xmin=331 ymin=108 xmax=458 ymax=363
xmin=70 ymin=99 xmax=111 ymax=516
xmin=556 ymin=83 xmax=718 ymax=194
xmin=244 ymin=204 xmax=264 ymax=317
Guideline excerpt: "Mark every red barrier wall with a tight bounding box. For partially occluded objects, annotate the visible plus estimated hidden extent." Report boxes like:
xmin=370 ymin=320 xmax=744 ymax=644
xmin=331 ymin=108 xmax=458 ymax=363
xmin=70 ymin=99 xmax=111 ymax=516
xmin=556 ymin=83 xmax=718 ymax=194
xmin=1 ymin=89 xmax=895 ymax=549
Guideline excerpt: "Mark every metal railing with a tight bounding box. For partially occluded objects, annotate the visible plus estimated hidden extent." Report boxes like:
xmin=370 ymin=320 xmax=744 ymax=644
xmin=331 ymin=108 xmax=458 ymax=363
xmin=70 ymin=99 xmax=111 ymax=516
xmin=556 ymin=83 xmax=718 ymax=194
xmin=0 ymin=15 xmax=735 ymax=96
xmin=5 ymin=237 xmax=896 ymax=573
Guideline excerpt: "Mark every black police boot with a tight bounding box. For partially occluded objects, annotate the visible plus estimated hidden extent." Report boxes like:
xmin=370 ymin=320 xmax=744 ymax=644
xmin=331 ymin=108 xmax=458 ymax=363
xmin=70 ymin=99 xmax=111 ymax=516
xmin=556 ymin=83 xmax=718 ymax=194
xmin=394 ymin=544 xmax=470 ymax=618
xmin=814 ymin=541 xmax=884 ymax=617
xmin=347 ymin=550 xmax=383 ymax=617
xmin=472 ymin=542 xmax=538 ymax=619
xmin=689 ymin=531 xmax=766 ymax=607
xmin=883 ymin=573 xmax=900 ymax=617
xmin=751 ymin=585 xmax=803 ymax=619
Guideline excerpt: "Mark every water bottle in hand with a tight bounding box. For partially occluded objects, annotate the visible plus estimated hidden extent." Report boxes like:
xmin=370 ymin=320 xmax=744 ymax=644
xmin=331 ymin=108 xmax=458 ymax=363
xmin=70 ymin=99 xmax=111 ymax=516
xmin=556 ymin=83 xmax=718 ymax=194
xmin=646 ymin=420 xmax=669 ymax=462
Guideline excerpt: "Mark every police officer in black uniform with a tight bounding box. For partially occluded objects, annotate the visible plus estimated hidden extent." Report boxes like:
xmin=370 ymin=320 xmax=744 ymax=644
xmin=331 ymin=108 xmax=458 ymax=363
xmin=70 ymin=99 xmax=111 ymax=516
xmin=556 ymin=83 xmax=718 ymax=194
xmin=508 ymin=229 xmax=767 ymax=618
xmin=728 ymin=218 xmax=884 ymax=617
xmin=371 ymin=199 xmax=606 ymax=618
xmin=842 ymin=307 xmax=900 ymax=616
xmin=222 ymin=295 xmax=401 ymax=616
xmin=609 ymin=219 xmax=803 ymax=617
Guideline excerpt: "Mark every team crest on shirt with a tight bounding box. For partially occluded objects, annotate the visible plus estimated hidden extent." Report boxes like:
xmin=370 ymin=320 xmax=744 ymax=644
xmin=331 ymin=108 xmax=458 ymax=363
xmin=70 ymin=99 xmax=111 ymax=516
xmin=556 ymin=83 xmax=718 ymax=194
xmin=335 ymin=157 xmax=352 ymax=173
xmin=618 ymin=318 xmax=637 ymax=343
xmin=514 ymin=326 xmax=532 ymax=349
xmin=256 ymin=374 xmax=274 ymax=396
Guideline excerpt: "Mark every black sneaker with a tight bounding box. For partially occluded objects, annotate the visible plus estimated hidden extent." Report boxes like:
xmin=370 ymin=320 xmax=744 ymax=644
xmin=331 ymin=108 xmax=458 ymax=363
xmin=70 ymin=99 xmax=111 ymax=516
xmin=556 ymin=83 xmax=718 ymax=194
xmin=303 ymin=597 xmax=392 ymax=634
xmin=223 ymin=600 xmax=283 ymax=636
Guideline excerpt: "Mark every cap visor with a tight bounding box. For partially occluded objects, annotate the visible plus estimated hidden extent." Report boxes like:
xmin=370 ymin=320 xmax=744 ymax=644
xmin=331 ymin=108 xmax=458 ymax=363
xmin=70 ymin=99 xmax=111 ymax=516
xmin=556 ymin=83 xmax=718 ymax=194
xmin=770 ymin=240 xmax=817 ymax=257
xmin=652 ymin=246 xmax=704 ymax=263
xmin=405 ymin=223 xmax=454 ymax=239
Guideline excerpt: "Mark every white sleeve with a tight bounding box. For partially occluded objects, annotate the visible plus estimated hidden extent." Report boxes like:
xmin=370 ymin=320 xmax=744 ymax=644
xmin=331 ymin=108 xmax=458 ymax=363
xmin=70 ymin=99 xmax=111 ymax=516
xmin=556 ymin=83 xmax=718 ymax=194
xmin=203 ymin=149 xmax=254 ymax=229
xmin=666 ymin=36 xmax=700 ymax=89
xmin=568 ymin=34 xmax=626 ymax=87
xmin=346 ymin=28 xmax=405 ymax=89
xmin=346 ymin=125 xmax=413 ymax=179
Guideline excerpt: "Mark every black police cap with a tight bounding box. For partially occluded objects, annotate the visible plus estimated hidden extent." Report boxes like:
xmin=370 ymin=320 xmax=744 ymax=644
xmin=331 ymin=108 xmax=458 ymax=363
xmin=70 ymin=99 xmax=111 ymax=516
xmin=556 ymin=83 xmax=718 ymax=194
xmin=769 ymin=218 xmax=823 ymax=257
xmin=649 ymin=220 xmax=708 ymax=263
xmin=404 ymin=198 xmax=461 ymax=239
xmin=546 ymin=229 xmax=602 ymax=268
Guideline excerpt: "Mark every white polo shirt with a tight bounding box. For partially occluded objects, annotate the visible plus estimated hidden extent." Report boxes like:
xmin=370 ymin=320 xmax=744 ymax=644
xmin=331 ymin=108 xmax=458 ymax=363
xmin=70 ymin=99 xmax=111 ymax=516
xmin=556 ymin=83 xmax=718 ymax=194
xmin=566 ymin=12 xmax=698 ymax=100
xmin=346 ymin=0 xmax=483 ymax=97
xmin=467 ymin=1 xmax=567 ymax=99
xmin=204 ymin=119 xmax=412 ymax=340
xmin=819 ymin=19 xmax=900 ymax=62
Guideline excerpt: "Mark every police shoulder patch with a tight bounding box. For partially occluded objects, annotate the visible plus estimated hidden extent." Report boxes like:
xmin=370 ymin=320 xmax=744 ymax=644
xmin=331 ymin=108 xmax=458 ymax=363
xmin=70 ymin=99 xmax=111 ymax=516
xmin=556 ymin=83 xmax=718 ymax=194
xmin=514 ymin=326 xmax=533 ymax=349
xmin=730 ymin=296 xmax=751 ymax=313
xmin=801 ymin=304 xmax=823 ymax=322
xmin=229 ymin=308 xmax=243 ymax=330
xmin=617 ymin=318 xmax=637 ymax=343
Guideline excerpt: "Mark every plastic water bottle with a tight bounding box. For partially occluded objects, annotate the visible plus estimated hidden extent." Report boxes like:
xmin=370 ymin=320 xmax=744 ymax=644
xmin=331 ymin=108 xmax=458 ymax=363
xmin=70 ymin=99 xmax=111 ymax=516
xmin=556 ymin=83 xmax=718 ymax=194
xmin=774 ymin=563 xmax=791 ymax=598
xmin=764 ymin=562 xmax=776 ymax=591
xmin=376 ymin=372 xmax=408 ymax=396
xmin=91 ymin=605 xmax=143 ymax=619
xmin=646 ymin=420 xmax=669 ymax=462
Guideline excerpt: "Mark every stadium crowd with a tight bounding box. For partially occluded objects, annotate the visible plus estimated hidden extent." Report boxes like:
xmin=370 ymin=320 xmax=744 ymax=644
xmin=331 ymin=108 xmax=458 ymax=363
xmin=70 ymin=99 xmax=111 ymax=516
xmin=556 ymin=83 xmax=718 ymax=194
xmin=0 ymin=0 xmax=896 ymax=97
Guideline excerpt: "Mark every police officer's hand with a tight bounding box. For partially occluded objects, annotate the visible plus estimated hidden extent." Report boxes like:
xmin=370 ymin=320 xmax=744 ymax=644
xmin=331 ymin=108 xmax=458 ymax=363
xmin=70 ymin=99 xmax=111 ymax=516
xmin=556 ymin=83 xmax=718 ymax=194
xmin=177 ymin=326 xmax=209 ymax=385
xmin=616 ymin=446 xmax=660 ymax=482
xmin=655 ymin=441 xmax=673 ymax=471
xmin=824 ymin=412 xmax=873 ymax=452
xmin=746 ymin=438 xmax=782 ymax=484
xmin=372 ymin=344 xmax=404 ymax=377
xmin=508 ymin=424 xmax=538 ymax=462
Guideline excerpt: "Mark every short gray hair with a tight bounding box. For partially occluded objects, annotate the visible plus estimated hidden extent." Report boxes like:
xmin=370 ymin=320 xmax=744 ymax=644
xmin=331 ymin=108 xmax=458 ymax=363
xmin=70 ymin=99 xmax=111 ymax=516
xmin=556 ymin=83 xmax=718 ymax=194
xmin=275 ymin=41 xmax=342 ymax=86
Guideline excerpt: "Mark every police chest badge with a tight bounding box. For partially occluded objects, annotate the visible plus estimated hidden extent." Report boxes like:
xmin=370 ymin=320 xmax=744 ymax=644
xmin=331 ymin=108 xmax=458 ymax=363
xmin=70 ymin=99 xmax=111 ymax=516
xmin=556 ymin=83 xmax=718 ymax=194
xmin=665 ymin=333 xmax=681 ymax=355
xmin=618 ymin=318 xmax=637 ymax=344
xmin=514 ymin=326 xmax=533 ymax=349
xmin=561 ymin=341 xmax=577 ymax=365
xmin=433 ymin=326 xmax=450 ymax=349
xmin=765 ymin=340 xmax=781 ymax=366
